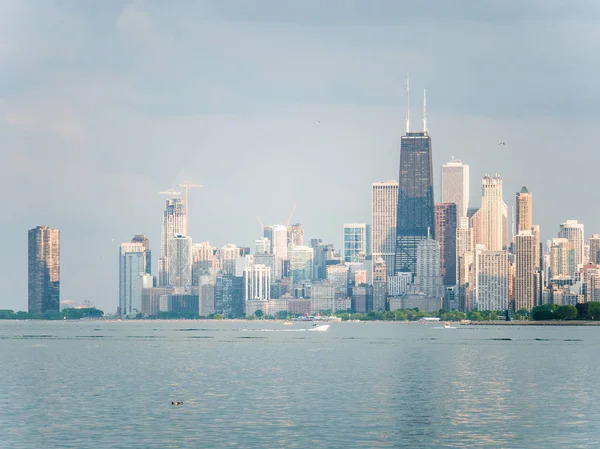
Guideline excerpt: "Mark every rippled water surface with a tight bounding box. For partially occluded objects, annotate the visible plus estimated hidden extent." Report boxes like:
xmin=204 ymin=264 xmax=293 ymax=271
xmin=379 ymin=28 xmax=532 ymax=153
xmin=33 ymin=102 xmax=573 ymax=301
xmin=1 ymin=321 xmax=598 ymax=448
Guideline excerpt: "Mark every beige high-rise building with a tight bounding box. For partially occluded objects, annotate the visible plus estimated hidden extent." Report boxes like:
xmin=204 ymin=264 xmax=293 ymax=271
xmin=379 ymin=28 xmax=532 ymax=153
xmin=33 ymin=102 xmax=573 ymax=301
xmin=28 ymin=226 xmax=60 ymax=314
xmin=456 ymin=218 xmax=473 ymax=283
xmin=371 ymin=181 xmax=398 ymax=278
xmin=471 ymin=175 xmax=507 ymax=251
xmin=441 ymin=160 xmax=470 ymax=219
xmin=558 ymin=220 xmax=584 ymax=276
xmin=514 ymin=230 xmax=537 ymax=311
xmin=192 ymin=242 xmax=215 ymax=284
xmin=220 ymin=244 xmax=241 ymax=275
xmin=589 ymin=234 xmax=600 ymax=265
xmin=516 ymin=186 xmax=533 ymax=234
xmin=271 ymin=224 xmax=289 ymax=279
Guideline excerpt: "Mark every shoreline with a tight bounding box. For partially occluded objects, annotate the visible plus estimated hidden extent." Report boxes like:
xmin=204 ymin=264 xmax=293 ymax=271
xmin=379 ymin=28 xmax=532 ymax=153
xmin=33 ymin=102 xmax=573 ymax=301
xmin=468 ymin=320 xmax=600 ymax=326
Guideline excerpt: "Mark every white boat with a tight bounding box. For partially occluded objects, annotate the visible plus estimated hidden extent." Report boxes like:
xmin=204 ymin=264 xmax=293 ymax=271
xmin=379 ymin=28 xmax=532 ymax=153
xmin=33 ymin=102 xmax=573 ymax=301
xmin=309 ymin=324 xmax=330 ymax=332
xmin=444 ymin=322 xmax=451 ymax=329
xmin=283 ymin=321 xmax=293 ymax=326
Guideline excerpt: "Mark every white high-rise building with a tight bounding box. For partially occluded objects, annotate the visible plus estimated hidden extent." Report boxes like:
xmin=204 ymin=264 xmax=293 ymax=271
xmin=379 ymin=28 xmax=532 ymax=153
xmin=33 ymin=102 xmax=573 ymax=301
xmin=159 ymin=198 xmax=185 ymax=286
xmin=514 ymin=230 xmax=537 ymax=311
xmin=254 ymin=238 xmax=270 ymax=255
xmin=558 ymin=220 xmax=584 ymax=275
xmin=243 ymin=264 xmax=271 ymax=301
xmin=441 ymin=159 xmax=469 ymax=219
xmin=168 ymin=235 xmax=192 ymax=287
xmin=119 ymin=242 xmax=145 ymax=317
xmin=474 ymin=244 xmax=508 ymax=311
xmin=270 ymin=225 xmax=288 ymax=279
xmin=371 ymin=181 xmax=398 ymax=278
xmin=343 ymin=223 xmax=370 ymax=263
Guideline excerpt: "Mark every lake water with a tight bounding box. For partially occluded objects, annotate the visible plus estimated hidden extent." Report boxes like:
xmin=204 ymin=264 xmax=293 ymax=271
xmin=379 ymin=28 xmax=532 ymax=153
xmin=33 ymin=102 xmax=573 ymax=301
xmin=0 ymin=320 xmax=597 ymax=448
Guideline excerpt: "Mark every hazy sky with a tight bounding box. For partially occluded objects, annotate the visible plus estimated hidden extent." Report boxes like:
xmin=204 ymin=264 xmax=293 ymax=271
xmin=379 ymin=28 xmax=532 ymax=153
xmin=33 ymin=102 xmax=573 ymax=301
xmin=2 ymin=0 xmax=600 ymax=312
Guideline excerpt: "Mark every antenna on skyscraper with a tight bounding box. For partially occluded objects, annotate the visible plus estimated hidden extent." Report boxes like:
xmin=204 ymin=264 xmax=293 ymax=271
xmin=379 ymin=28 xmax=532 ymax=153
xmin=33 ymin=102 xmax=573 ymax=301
xmin=423 ymin=88 xmax=427 ymax=134
xmin=406 ymin=73 xmax=410 ymax=134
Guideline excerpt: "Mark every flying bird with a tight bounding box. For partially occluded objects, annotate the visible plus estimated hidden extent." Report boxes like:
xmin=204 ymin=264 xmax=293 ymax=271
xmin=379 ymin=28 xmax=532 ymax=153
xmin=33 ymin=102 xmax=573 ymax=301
xmin=498 ymin=141 xmax=506 ymax=146
xmin=314 ymin=121 xmax=321 ymax=125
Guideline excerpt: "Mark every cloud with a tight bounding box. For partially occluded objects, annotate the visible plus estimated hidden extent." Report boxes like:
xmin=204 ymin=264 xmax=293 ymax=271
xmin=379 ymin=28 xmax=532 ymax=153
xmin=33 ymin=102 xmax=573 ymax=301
xmin=116 ymin=1 xmax=153 ymax=38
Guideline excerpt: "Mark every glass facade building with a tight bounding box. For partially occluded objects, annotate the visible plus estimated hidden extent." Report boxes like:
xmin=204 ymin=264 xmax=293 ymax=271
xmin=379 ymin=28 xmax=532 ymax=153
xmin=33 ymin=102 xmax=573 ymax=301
xmin=395 ymin=132 xmax=435 ymax=277
xmin=343 ymin=223 xmax=370 ymax=263
xmin=28 ymin=226 xmax=60 ymax=314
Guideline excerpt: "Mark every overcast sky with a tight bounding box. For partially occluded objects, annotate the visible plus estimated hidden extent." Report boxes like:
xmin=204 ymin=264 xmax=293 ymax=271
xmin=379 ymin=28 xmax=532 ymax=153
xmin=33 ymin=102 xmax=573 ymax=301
xmin=2 ymin=0 xmax=600 ymax=312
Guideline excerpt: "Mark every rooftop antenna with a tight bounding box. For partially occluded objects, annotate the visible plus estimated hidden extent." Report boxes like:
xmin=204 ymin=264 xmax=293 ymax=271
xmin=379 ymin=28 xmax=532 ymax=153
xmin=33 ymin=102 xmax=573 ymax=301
xmin=423 ymin=88 xmax=427 ymax=134
xmin=405 ymin=73 xmax=410 ymax=134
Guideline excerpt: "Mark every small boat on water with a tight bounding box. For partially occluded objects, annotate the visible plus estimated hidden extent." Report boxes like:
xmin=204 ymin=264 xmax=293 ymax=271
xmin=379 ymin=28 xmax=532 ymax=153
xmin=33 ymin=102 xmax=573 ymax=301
xmin=444 ymin=322 xmax=451 ymax=329
xmin=283 ymin=321 xmax=293 ymax=326
xmin=309 ymin=324 xmax=330 ymax=332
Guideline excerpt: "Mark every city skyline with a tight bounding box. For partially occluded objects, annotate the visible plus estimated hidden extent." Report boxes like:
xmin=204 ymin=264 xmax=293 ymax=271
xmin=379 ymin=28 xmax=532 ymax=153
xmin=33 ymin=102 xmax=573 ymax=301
xmin=4 ymin=1 xmax=600 ymax=312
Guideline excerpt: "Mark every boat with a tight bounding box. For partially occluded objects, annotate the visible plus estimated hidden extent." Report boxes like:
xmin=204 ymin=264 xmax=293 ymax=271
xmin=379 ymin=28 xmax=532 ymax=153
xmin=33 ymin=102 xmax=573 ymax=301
xmin=283 ymin=321 xmax=293 ymax=326
xmin=309 ymin=324 xmax=330 ymax=332
xmin=292 ymin=313 xmax=341 ymax=323
xmin=444 ymin=322 xmax=451 ymax=329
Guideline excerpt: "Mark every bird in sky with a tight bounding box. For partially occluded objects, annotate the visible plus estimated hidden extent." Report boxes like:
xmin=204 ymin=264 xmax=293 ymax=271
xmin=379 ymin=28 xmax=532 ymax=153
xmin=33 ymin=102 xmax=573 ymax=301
xmin=314 ymin=121 xmax=321 ymax=125
xmin=498 ymin=141 xmax=506 ymax=146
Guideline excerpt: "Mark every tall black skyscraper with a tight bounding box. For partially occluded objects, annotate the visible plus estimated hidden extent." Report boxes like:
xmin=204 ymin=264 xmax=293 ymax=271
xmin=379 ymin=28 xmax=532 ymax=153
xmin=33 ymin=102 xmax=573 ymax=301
xmin=395 ymin=84 xmax=435 ymax=276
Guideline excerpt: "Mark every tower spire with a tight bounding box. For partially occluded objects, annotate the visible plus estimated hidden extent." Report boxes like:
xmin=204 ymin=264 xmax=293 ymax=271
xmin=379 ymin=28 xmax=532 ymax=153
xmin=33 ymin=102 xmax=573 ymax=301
xmin=406 ymin=73 xmax=410 ymax=134
xmin=423 ymin=88 xmax=427 ymax=134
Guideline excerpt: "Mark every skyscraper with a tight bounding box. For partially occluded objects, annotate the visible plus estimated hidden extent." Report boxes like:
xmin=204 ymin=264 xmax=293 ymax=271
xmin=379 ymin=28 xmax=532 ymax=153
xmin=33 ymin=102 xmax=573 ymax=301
xmin=192 ymin=242 xmax=215 ymax=284
xmin=441 ymin=159 xmax=469 ymax=219
xmin=515 ymin=186 xmax=532 ymax=234
xmin=474 ymin=245 xmax=508 ymax=311
xmin=395 ymin=85 xmax=435 ymax=277
xmin=119 ymin=242 xmax=150 ymax=317
xmin=549 ymin=238 xmax=570 ymax=279
xmin=159 ymin=198 xmax=185 ymax=286
xmin=219 ymin=244 xmax=241 ymax=276
xmin=372 ymin=181 xmax=398 ymax=278
xmin=514 ymin=230 xmax=537 ymax=311
xmin=558 ymin=220 xmax=584 ymax=275
xmin=413 ymin=238 xmax=444 ymax=298
xmin=270 ymin=224 xmax=288 ymax=279
xmin=343 ymin=223 xmax=370 ymax=263
xmin=288 ymin=223 xmax=304 ymax=246
xmin=168 ymin=235 xmax=192 ymax=287
xmin=589 ymin=234 xmax=600 ymax=265
xmin=288 ymin=245 xmax=314 ymax=284
xmin=28 ymin=226 xmax=60 ymax=314
xmin=244 ymin=264 xmax=271 ymax=301
xmin=131 ymin=234 xmax=152 ymax=275
xmin=471 ymin=175 xmax=505 ymax=251
xmin=456 ymin=217 xmax=473 ymax=283
xmin=434 ymin=203 xmax=457 ymax=286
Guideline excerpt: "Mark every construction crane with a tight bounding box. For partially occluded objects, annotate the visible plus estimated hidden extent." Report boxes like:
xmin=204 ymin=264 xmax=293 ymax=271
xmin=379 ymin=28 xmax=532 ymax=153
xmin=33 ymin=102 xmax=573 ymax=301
xmin=158 ymin=189 xmax=181 ymax=197
xmin=177 ymin=183 xmax=203 ymax=236
xmin=257 ymin=216 xmax=265 ymax=230
xmin=285 ymin=204 xmax=296 ymax=228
